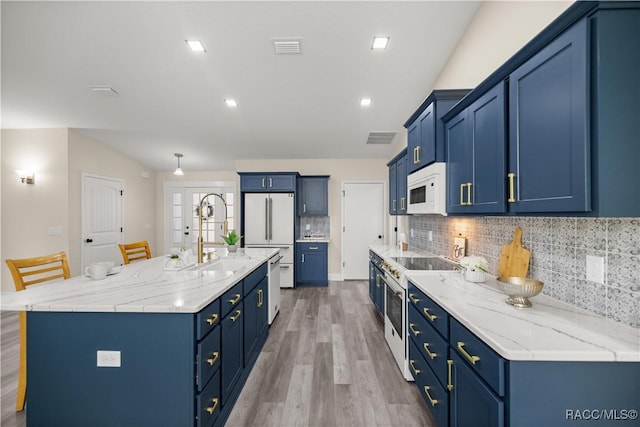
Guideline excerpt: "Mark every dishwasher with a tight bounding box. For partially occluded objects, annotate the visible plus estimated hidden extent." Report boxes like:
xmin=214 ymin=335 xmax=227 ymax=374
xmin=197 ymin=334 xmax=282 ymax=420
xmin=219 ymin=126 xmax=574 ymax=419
xmin=268 ymin=253 xmax=282 ymax=324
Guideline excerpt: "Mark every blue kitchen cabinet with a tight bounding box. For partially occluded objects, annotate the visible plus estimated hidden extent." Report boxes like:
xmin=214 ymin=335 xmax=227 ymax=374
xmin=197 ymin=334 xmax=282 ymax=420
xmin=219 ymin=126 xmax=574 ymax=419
xmin=446 ymin=83 xmax=506 ymax=214
xmin=221 ymin=301 xmax=244 ymax=405
xmin=298 ymin=176 xmax=329 ymax=215
xmin=508 ymin=19 xmax=588 ymax=213
xmin=239 ymin=173 xmax=297 ymax=192
xmin=387 ymin=149 xmax=408 ymax=215
xmin=243 ymin=276 xmax=268 ymax=366
xmin=295 ymin=242 xmax=328 ymax=286
xmin=405 ymin=90 xmax=470 ymax=174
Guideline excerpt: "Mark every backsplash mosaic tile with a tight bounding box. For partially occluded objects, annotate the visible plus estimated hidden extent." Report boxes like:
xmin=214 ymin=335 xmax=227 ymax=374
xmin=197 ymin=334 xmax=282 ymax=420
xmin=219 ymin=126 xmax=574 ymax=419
xmin=298 ymin=216 xmax=330 ymax=239
xmin=407 ymin=215 xmax=640 ymax=328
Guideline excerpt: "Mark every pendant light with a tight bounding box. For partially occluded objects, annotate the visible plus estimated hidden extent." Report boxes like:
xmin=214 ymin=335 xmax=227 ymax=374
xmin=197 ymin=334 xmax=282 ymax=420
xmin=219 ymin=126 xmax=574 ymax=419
xmin=174 ymin=153 xmax=184 ymax=176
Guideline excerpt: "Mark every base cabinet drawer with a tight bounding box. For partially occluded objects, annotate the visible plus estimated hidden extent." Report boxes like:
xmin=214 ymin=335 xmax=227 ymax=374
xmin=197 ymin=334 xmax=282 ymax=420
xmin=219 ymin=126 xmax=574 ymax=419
xmin=450 ymin=351 xmax=504 ymax=427
xmin=197 ymin=369 xmax=221 ymax=427
xmin=197 ymin=325 xmax=221 ymax=392
xmin=408 ymin=283 xmax=449 ymax=338
xmin=409 ymin=339 xmax=449 ymax=427
xmin=408 ymin=304 xmax=449 ymax=386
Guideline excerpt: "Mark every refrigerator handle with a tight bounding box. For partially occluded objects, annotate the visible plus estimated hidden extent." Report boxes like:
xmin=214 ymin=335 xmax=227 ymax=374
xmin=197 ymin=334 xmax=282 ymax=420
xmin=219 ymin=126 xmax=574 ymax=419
xmin=269 ymin=197 xmax=273 ymax=240
xmin=265 ymin=197 xmax=269 ymax=241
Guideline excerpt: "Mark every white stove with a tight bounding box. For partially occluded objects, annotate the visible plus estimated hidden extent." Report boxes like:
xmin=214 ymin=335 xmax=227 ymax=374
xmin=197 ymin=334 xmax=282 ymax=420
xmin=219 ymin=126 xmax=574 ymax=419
xmin=379 ymin=255 xmax=459 ymax=380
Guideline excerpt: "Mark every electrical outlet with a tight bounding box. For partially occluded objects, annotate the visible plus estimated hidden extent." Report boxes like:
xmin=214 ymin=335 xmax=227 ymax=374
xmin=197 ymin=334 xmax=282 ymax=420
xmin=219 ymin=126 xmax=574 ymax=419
xmin=585 ymin=255 xmax=605 ymax=284
xmin=305 ymin=224 xmax=311 ymax=231
xmin=97 ymin=350 xmax=121 ymax=367
xmin=428 ymin=231 xmax=433 ymax=242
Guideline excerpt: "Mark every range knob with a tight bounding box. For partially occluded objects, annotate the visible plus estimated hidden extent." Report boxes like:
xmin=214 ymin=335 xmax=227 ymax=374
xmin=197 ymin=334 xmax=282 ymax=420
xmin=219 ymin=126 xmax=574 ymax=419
xmin=395 ymin=271 xmax=401 ymax=279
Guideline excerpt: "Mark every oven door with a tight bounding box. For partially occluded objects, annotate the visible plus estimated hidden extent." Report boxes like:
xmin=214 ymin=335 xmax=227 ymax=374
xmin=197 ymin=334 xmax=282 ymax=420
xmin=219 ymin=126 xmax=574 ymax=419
xmin=385 ymin=279 xmax=404 ymax=337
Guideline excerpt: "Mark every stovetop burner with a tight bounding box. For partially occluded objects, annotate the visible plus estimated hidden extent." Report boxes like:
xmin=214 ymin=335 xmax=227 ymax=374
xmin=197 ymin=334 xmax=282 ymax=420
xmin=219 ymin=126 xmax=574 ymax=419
xmin=390 ymin=256 xmax=459 ymax=271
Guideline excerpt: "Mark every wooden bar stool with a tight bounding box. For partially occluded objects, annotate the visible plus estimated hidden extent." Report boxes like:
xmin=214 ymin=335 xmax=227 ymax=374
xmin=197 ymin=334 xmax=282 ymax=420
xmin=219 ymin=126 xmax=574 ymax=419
xmin=5 ymin=251 xmax=71 ymax=411
xmin=118 ymin=241 xmax=152 ymax=264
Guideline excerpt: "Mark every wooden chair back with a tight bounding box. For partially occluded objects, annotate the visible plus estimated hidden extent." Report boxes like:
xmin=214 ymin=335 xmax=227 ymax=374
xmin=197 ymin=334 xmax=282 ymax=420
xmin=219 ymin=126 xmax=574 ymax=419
xmin=6 ymin=251 xmax=71 ymax=291
xmin=5 ymin=251 xmax=71 ymax=411
xmin=118 ymin=241 xmax=152 ymax=264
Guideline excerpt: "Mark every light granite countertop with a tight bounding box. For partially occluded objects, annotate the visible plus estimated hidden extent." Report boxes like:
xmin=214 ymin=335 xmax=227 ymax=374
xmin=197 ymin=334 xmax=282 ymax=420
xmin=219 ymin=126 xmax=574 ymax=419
xmin=0 ymin=248 xmax=278 ymax=314
xmin=369 ymin=245 xmax=640 ymax=362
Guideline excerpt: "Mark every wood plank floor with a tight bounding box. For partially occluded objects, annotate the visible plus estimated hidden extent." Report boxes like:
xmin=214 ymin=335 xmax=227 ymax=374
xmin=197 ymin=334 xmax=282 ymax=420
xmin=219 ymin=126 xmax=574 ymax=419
xmin=0 ymin=280 xmax=434 ymax=427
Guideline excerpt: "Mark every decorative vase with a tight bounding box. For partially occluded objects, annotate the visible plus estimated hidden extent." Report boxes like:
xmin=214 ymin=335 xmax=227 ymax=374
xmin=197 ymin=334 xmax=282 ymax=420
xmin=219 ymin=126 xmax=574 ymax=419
xmin=227 ymin=244 xmax=238 ymax=253
xmin=464 ymin=269 xmax=485 ymax=283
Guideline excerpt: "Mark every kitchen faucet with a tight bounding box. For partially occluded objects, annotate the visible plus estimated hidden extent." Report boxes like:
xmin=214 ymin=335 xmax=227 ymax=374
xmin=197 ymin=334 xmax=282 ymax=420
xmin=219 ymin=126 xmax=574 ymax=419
xmin=197 ymin=192 xmax=228 ymax=263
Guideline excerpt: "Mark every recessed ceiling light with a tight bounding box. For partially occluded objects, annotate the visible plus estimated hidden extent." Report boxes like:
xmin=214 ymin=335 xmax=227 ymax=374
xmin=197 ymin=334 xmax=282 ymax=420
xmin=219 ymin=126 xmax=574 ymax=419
xmin=186 ymin=40 xmax=206 ymax=53
xmin=225 ymin=99 xmax=238 ymax=108
xmin=371 ymin=36 xmax=390 ymax=50
xmin=360 ymin=97 xmax=372 ymax=107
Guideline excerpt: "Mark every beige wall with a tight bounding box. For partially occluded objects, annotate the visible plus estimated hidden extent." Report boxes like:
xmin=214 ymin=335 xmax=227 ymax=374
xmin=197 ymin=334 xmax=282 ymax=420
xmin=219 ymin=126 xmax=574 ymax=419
xmin=433 ymin=1 xmax=573 ymax=89
xmin=1 ymin=129 xmax=70 ymax=290
xmin=67 ymin=130 xmax=157 ymax=276
xmin=236 ymin=159 xmax=387 ymax=278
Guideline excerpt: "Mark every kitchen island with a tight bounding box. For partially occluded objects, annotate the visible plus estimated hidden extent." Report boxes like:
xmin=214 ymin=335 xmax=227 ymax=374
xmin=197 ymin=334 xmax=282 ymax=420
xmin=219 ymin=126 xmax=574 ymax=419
xmin=0 ymin=248 xmax=277 ymax=427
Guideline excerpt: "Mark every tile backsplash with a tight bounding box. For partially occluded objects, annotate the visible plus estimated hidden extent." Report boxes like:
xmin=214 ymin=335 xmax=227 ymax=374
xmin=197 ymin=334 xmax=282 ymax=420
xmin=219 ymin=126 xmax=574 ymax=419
xmin=298 ymin=216 xmax=330 ymax=239
xmin=407 ymin=216 xmax=640 ymax=328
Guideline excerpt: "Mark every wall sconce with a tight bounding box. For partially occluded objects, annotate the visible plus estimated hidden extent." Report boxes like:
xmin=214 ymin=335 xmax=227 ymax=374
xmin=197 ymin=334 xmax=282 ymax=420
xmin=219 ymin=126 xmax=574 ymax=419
xmin=16 ymin=170 xmax=35 ymax=185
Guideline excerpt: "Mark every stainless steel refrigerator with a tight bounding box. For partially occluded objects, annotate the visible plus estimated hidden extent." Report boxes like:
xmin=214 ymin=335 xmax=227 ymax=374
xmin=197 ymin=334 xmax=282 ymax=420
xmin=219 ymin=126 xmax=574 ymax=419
xmin=244 ymin=193 xmax=295 ymax=293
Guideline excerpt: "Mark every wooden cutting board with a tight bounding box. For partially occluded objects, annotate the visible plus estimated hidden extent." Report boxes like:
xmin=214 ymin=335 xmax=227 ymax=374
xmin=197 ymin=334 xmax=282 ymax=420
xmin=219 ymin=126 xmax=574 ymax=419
xmin=498 ymin=227 xmax=531 ymax=277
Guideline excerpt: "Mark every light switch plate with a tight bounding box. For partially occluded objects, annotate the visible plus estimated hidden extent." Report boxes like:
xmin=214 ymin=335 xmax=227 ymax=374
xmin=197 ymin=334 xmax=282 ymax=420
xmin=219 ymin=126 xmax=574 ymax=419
xmin=585 ymin=255 xmax=605 ymax=284
xmin=97 ymin=350 xmax=121 ymax=367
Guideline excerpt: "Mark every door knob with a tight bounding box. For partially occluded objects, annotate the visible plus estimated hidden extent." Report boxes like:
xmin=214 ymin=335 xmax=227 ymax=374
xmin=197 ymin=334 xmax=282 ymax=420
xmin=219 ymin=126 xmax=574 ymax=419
xmin=85 ymin=238 xmax=93 ymax=243
xmin=378 ymin=235 xmax=383 ymax=239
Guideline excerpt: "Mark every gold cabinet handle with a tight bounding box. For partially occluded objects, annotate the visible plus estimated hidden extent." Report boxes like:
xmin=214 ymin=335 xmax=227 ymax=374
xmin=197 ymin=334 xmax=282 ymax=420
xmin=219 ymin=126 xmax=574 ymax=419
xmin=303 ymin=203 xmax=306 ymax=213
xmin=205 ymin=313 xmax=219 ymax=326
xmin=409 ymin=294 xmax=420 ymax=304
xmin=229 ymin=294 xmax=241 ymax=306
xmin=261 ymin=178 xmax=266 ymax=188
xmin=205 ymin=397 xmax=219 ymax=415
xmin=416 ymin=146 xmax=421 ymax=163
xmin=466 ymin=183 xmax=473 ymax=205
xmin=257 ymin=289 xmax=263 ymax=308
xmin=230 ymin=310 xmax=242 ymax=322
xmin=409 ymin=359 xmax=421 ymax=375
xmin=457 ymin=342 xmax=480 ymax=365
xmin=413 ymin=147 xmax=418 ymax=164
xmin=423 ymin=386 xmax=439 ymax=407
xmin=409 ymin=323 xmax=421 ymax=336
xmin=460 ymin=183 xmax=465 ymax=206
xmin=508 ymin=173 xmax=516 ymax=203
xmin=269 ymin=178 xmax=273 ymax=187
xmin=423 ymin=342 xmax=437 ymax=360
xmin=207 ymin=351 xmax=220 ymax=366
xmin=447 ymin=359 xmax=454 ymax=391
xmin=423 ymin=307 xmax=438 ymax=322
xmin=400 ymin=197 xmax=405 ymax=210
xmin=393 ymin=199 xmax=396 ymax=211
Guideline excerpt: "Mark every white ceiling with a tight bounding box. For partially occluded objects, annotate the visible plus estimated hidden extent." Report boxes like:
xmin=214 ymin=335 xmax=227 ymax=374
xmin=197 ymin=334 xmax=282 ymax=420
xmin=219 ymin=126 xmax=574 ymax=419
xmin=1 ymin=1 xmax=480 ymax=172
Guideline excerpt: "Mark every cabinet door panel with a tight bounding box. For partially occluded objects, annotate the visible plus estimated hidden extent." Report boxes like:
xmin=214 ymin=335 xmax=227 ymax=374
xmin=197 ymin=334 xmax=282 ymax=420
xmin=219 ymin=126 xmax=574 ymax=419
xmin=418 ymin=103 xmax=436 ymax=168
xmin=268 ymin=174 xmax=296 ymax=191
xmin=509 ymin=19 xmax=588 ymax=213
xmin=389 ymin=161 xmax=398 ymax=214
xmin=240 ymin=175 xmax=267 ymax=192
xmin=396 ymin=154 xmax=408 ymax=214
xmin=469 ymin=84 xmax=506 ymax=213
xmin=407 ymin=120 xmax=420 ymax=174
xmin=450 ymin=351 xmax=504 ymax=427
xmin=221 ymin=302 xmax=244 ymax=404
xmin=446 ymin=110 xmax=471 ymax=213
xmin=300 ymin=177 xmax=328 ymax=215
xmin=243 ymin=288 xmax=258 ymax=366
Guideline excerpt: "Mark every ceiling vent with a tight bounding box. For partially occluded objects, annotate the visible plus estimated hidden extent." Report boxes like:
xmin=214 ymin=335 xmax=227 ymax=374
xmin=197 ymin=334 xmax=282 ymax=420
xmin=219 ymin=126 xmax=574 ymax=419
xmin=272 ymin=38 xmax=302 ymax=54
xmin=366 ymin=132 xmax=397 ymax=145
xmin=89 ymin=86 xmax=119 ymax=96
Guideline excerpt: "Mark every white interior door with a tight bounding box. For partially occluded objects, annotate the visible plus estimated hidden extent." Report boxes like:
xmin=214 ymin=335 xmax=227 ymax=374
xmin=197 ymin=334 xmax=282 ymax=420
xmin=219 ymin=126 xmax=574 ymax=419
xmin=82 ymin=174 xmax=123 ymax=269
xmin=342 ymin=181 xmax=385 ymax=279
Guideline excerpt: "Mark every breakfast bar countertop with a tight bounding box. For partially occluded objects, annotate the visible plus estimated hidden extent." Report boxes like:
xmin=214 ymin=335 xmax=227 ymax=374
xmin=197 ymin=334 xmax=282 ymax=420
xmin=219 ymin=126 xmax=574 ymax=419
xmin=0 ymin=248 xmax=278 ymax=314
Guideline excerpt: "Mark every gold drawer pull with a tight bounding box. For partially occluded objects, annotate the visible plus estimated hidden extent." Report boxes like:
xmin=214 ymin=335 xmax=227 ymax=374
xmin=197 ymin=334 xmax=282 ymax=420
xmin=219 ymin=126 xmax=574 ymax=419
xmin=423 ymin=343 xmax=437 ymax=360
xmin=409 ymin=294 xmax=420 ymax=304
xmin=457 ymin=342 xmax=480 ymax=365
xmin=423 ymin=307 xmax=438 ymax=322
xmin=205 ymin=397 xmax=219 ymax=415
xmin=207 ymin=351 xmax=220 ymax=366
xmin=230 ymin=310 xmax=242 ymax=322
xmin=409 ymin=360 xmax=421 ymax=375
xmin=229 ymin=294 xmax=241 ymax=305
xmin=447 ymin=359 xmax=454 ymax=391
xmin=205 ymin=313 xmax=219 ymax=325
xmin=460 ymin=183 xmax=465 ymax=206
xmin=409 ymin=323 xmax=421 ymax=336
xmin=257 ymin=289 xmax=264 ymax=307
xmin=423 ymin=386 xmax=439 ymax=407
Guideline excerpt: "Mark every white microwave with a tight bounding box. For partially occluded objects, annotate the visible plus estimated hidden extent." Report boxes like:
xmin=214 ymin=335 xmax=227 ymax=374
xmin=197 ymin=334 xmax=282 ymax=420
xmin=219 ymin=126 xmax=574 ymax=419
xmin=407 ymin=162 xmax=447 ymax=215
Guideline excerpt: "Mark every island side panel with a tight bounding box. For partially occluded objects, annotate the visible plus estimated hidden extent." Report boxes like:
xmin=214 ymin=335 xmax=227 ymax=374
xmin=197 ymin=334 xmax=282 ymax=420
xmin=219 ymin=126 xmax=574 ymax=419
xmin=27 ymin=311 xmax=195 ymax=427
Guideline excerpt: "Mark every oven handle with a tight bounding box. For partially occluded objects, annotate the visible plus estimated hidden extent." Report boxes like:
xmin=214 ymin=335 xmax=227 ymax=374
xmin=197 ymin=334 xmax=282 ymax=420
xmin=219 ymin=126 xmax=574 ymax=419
xmin=381 ymin=274 xmax=404 ymax=295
